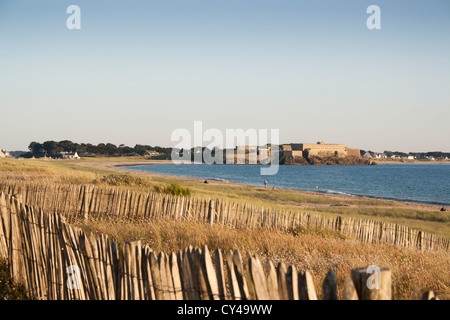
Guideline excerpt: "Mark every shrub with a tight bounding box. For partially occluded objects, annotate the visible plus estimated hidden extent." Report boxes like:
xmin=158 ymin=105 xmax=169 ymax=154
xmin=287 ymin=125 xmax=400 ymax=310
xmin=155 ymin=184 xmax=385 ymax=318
xmin=0 ymin=260 xmax=29 ymax=300
xmin=94 ymin=174 xmax=150 ymax=187
xmin=153 ymin=183 xmax=191 ymax=196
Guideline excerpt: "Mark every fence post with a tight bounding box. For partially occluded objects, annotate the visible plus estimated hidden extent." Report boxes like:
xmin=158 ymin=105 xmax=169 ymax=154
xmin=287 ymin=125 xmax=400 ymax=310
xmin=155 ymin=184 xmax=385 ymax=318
xmin=286 ymin=265 xmax=299 ymax=300
xmin=343 ymin=276 xmax=358 ymax=300
xmin=0 ymin=193 xmax=10 ymax=260
xmin=276 ymin=262 xmax=289 ymax=300
xmin=225 ymin=250 xmax=241 ymax=300
xmin=248 ymin=255 xmax=270 ymax=300
xmin=231 ymin=250 xmax=250 ymax=300
xmin=322 ymin=270 xmax=338 ymax=300
xmin=421 ymin=290 xmax=438 ymax=300
xmin=201 ymin=245 xmax=219 ymax=300
xmin=208 ymin=200 xmax=215 ymax=226
xmin=264 ymin=260 xmax=279 ymax=300
xmin=159 ymin=252 xmax=175 ymax=300
xmin=214 ymin=249 xmax=226 ymax=300
xmin=189 ymin=247 xmax=209 ymax=300
xmin=351 ymin=266 xmax=392 ymax=300
xmin=140 ymin=246 xmax=155 ymax=300
xmin=169 ymin=252 xmax=183 ymax=300
xmin=298 ymin=270 xmax=317 ymax=300
xmin=149 ymin=251 xmax=164 ymax=300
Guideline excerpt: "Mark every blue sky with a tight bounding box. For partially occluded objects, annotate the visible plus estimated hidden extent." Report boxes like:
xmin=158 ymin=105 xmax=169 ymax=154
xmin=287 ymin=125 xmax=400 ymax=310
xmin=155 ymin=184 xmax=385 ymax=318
xmin=0 ymin=0 xmax=449 ymax=152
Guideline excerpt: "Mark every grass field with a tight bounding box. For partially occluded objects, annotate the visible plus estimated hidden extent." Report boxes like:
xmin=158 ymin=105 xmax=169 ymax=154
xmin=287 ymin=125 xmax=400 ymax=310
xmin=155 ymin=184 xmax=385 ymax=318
xmin=1 ymin=157 xmax=448 ymax=238
xmin=75 ymin=218 xmax=449 ymax=300
xmin=1 ymin=157 xmax=449 ymax=299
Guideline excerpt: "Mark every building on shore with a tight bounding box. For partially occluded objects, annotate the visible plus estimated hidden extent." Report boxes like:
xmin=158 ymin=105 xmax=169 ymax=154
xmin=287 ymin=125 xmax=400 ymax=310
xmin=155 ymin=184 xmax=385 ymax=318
xmin=54 ymin=151 xmax=80 ymax=159
xmin=229 ymin=142 xmax=360 ymax=163
xmin=280 ymin=144 xmax=303 ymax=158
xmin=278 ymin=141 xmax=360 ymax=159
xmin=147 ymin=150 xmax=161 ymax=157
xmin=0 ymin=149 xmax=11 ymax=158
xmin=300 ymin=142 xmax=352 ymax=157
xmin=373 ymin=153 xmax=388 ymax=159
xmin=293 ymin=141 xmax=360 ymax=158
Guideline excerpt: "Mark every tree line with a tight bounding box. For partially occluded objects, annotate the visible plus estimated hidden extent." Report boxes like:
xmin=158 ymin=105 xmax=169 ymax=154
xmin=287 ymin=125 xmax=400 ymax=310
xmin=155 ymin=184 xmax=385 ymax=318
xmin=21 ymin=141 xmax=172 ymax=159
xmin=17 ymin=141 xmax=450 ymax=160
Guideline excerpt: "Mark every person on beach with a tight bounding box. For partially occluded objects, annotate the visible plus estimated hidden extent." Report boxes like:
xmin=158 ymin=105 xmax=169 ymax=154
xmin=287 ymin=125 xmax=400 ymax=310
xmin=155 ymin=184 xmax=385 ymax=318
xmin=264 ymin=180 xmax=267 ymax=188
xmin=441 ymin=206 xmax=447 ymax=212
xmin=204 ymin=180 xmax=208 ymax=184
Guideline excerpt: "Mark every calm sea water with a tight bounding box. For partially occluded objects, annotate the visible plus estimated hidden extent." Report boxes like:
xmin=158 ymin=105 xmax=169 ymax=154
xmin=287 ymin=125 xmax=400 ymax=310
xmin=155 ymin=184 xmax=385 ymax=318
xmin=121 ymin=163 xmax=450 ymax=205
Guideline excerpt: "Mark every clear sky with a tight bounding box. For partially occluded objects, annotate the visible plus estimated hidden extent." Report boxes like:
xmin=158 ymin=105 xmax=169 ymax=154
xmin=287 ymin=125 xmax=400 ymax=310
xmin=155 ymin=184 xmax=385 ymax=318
xmin=1 ymin=0 xmax=449 ymax=152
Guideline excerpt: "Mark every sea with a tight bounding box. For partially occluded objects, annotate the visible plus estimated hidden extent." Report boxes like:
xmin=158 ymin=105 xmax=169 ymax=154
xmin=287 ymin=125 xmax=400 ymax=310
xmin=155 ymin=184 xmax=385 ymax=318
xmin=121 ymin=163 xmax=450 ymax=206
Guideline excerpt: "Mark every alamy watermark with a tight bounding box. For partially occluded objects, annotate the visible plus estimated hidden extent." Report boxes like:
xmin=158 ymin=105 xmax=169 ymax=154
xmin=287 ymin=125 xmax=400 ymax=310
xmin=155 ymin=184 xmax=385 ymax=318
xmin=66 ymin=265 xmax=82 ymax=290
xmin=66 ymin=5 xmax=81 ymax=30
xmin=171 ymin=121 xmax=280 ymax=175
xmin=367 ymin=5 xmax=381 ymax=30
xmin=366 ymin=265 xmax=381 ymax=290
xmin=66 ymin=5 xmax=381 ymax=31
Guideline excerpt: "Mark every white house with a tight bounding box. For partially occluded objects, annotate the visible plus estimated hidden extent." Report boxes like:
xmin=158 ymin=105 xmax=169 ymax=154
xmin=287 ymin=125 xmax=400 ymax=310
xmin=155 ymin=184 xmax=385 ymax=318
xmin=194 ymin=147 xmax=202 ymax=154
xmin=373 ymin=153 xmax=387 ymax=159
xmin=147 ymin=150 xmax=161 ymax=157
xmin=257 ymin=146 xmax=271 ymax=158
xmin=363 ymin=152 xmax=372 ymax=158
xmin=55 ymin=151 xmax=80 ymax=159
xmin=0 ymin=149 xmax=10 ymax=158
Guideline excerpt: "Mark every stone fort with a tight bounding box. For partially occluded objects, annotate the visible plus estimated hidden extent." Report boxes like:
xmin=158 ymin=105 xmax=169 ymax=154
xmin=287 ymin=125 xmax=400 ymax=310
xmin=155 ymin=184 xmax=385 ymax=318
xmin=280 ymin=141 xmax=360 ymax=158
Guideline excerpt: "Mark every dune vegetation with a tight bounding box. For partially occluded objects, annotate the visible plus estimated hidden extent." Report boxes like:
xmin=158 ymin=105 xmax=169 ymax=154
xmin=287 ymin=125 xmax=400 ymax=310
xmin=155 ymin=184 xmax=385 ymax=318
xmin=0 ymin=157 xmax=449 ymax=299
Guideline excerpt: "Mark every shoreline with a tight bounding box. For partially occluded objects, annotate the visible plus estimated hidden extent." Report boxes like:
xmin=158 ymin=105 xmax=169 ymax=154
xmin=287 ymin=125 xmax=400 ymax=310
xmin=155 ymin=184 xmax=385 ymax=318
xmin=4 ymin=156 xmax=447 ymax=237
xmin=102 ymin=161 xmax=446 ymax=212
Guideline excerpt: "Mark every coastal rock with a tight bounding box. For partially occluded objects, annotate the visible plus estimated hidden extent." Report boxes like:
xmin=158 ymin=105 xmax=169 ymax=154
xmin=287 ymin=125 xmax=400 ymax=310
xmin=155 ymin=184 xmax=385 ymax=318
xmin=282 ymin=156 xmax=309 ymax=165
xmin=284 ymin=155 xmax=372 ymax=166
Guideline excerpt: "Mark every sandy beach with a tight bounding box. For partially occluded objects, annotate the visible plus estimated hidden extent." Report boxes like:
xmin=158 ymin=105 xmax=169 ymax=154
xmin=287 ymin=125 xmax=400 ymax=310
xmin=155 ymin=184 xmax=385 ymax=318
xmin=72 ymin=159 xmax=446 ymax=213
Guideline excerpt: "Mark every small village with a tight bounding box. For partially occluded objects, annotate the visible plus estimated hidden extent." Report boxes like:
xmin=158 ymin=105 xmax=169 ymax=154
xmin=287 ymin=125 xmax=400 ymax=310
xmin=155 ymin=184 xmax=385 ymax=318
xmin=0 ymin=149 xmax=81 ymax=160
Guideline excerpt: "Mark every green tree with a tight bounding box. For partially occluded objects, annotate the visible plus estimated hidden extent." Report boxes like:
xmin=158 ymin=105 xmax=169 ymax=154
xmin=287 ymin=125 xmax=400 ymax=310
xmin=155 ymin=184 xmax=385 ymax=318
xmin=42 ymin=141 xmax=58 ymax=156
xmin=105 ymin=143 xmax=118 ymax=155
xmin=58 ymin=140 xmax=76 ymax=152
xmin=28 ymin=142 xmax=44 ymax=157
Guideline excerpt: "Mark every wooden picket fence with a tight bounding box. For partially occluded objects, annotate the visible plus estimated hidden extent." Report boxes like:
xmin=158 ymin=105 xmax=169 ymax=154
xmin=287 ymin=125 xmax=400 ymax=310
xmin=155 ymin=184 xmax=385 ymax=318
xmin=0 ymin=191 xmax=443 ymax=300
xmin=0 ymin=182 xmax=448 ymax=251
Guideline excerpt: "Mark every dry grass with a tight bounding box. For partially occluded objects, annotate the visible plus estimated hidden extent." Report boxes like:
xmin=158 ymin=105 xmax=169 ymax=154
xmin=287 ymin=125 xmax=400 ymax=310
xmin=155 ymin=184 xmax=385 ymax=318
xmin=1 ymin=157 xmax=448 ymax=238
xmin=76 ymin=218 xmax=450 ymax=300
xmin=2 ymin=157 xmax=449 ymax=300
xmin=0 ymin=158 xmax=99 ymax=185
